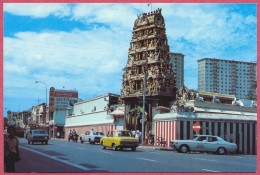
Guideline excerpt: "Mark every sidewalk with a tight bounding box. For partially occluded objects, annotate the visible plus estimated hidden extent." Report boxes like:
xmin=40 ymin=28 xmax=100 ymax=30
xmin=51 ymin=138 xmax=174 ymax=151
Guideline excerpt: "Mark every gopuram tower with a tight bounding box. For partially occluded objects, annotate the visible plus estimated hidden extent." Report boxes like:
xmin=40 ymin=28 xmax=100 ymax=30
xmin=121 ymin=8 xmax=176 ymax=132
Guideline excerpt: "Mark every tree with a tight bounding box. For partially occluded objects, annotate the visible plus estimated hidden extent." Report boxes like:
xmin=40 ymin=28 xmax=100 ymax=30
xmin=4 ymin=117 xmax=9 ymax=128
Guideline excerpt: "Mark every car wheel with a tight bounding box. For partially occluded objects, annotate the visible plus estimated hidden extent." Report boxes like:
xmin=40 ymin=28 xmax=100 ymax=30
xmin=131 ymin=147 xmax=136 ymax=151
xmin=101 ymin=142 xmax=106 ymax=149
xmin=32 ymin=141 xmax=34 ymax=145
xmin=41 ymin=142 xmax=43 ymax=145
xmin=180 ymin=145 xmax=189 ymax=153
xmin=46 ymin=141 xmax=48 ymax=145
xmin=89 ymin=139 xmax=92 ymax=144
xmin=217 ymin=147 xmax=226 ymax=155
xmin=28 ymin=141 xmax=30 ymax=144
xmin=112 ymin=144 xmax=117 ymax=151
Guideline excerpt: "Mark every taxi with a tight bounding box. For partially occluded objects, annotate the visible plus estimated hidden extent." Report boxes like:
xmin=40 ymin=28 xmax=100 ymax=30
xmin=100 ymin=130 xmax=139 ymax=151
xmin=170 ymin=135 xmax=237 ymax=155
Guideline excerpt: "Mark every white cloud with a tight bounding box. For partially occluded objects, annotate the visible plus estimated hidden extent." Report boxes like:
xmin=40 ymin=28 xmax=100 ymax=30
xmin=4 ymin=3 xmax=71 ymax=18
xmin=4 ymin=25 xmax=129 ymax=100
xmin=72 ymin=3 xmax=139 ymax=31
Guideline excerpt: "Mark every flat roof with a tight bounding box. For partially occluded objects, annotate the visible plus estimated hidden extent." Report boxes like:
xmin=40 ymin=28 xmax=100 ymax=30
xmin=55 ymin=89 xmax=78 ymax=93
xmin=197 ymin=58 xmax=256 ymax=65
xmin=170 ymin=52 xmax=185 ymax=56
xmin=76 ymin=93 xmax=120 ymax=105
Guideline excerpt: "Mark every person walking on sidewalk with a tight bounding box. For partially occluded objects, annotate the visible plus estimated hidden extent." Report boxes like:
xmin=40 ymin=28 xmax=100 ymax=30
xmin=68 ymin=130 xmax=72 ymax=142
xmin=72 ymin=129 xmax=77 ymax=142
xmin=4 ymin=126 xmax=20 ymax=172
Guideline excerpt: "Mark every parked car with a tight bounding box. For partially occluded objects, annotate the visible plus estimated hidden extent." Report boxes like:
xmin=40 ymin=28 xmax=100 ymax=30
xmin=27 ymin=129 xmax=49 ymax=145
xmin=170 ymin=135 xmax=237 ymax=155
xmin=79 ymin=130 xmax=105 ymax=144
xmin=100 ymin=130 xmax=139 ymax=151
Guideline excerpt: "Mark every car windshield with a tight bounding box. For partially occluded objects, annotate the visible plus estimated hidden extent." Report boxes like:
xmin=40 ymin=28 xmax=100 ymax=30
xmin=33 ymin=130 xmax=46 ymax=134
xmin=117 ymin=131 xmax=131 ymax=137
xmin=96 ymin=132 xmax=104 ymax=136
xmin=193 ymin=137 xmax=199 ymax=141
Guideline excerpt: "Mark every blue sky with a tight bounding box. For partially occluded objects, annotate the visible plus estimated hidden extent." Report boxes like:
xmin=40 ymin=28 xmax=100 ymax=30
xmin=3 ymin=3 xmax=257 ymax=116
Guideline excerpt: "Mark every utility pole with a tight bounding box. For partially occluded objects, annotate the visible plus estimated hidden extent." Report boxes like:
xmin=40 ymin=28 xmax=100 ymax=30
xmin=142 ymin=71 xmax=146 ymax=145
xmin=36 ymin=98 xmax=41 ymax=105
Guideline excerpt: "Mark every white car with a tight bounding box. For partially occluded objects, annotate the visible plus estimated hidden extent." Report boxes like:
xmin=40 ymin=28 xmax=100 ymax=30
xmin=79 ymin=130 xmax=105 ymax=144
xmin=170 ymin=135 xmax=237 ymax=155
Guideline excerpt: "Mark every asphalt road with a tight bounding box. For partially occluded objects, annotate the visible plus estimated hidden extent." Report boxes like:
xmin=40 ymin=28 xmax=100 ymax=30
xmin=11 ymin=138 xmax=257 ymax=173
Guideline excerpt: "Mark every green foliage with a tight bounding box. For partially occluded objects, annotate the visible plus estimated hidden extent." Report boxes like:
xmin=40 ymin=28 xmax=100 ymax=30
xmin=244 ymin=93 xmax=257 ymax=100
xmin=4 ymin=117 xmax=9 ymax=127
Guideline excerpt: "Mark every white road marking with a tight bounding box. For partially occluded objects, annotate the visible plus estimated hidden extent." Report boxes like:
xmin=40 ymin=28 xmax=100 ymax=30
xmin=136 ymin=157 xmax=158 ymax=162
xmin=202 ymin=169 xmax=220 ymax=172
xmin=194 ymin=158 xmax=217 ymax=162
xmin=20 ymin=146 xmax=91 ymax=171
xmin=102 ymin=151 xmax=113 ymax=155
xmin=233 ymin=156 xmax=243 ymax=158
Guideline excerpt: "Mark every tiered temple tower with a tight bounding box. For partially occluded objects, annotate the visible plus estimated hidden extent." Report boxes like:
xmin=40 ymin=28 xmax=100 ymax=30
xmin=121 ymin=8 xmax=176 ymax=131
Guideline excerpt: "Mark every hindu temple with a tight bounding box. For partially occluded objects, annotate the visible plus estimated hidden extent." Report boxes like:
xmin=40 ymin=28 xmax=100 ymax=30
xmin=121 ymin=8 xmax=177 ymax=132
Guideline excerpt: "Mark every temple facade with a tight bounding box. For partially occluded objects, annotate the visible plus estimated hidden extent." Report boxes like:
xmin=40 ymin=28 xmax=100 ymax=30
xmin=121 ymin=9 xmax=176 ymax=132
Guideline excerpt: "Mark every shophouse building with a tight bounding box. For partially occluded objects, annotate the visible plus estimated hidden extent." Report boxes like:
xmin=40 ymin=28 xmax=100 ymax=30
xmin=31 ymin=103 xmax=46 ymax=126
xmin=198 ymin=58 xmax=257 ymax=99
xmin=7 ymin=111 xmax=18 ymax=126
xmin=170 ymin=52 xmax=184 ymax=91
xmin=64 ymin=93 xmax=122 ymax=139
xmin=17 ymin=108 xmax=32 ymax=127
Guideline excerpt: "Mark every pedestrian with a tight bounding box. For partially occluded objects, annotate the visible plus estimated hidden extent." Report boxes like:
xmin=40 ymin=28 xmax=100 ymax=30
xmin=90 ymin=128 xmax=95 ymax=135
xmin=72 ymin=129 xmax=77 ymax=142
xmin=68 ymin=130 xmax=72 ymax=142
xmin=4 ymin=126 xmax=20 ymax=172
xmin=135 ymin=130 xmax=141 ymax=143
xmin=132 ymin=130 xmax=136 ymax=137
xmin=57 ymin=131 xmax=60 ymax=138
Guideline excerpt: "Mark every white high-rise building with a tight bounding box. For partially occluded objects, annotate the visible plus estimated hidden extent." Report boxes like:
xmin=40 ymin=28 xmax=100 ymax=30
xmin=170 ymin=52 xmax=184 ymax=91
xmin=198 ymin=58 xmax=257 ymax=99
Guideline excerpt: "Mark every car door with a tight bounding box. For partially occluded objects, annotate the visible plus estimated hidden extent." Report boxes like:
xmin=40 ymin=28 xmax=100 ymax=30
xmin=104 ymin=131 xmax=112 ymax=147
xmin=203 ymin=136 xmax=219 ymax=151
xmin=83 ymin=131 xmax=88 ymax=141
xmin=193 ymin=136 xmax=207 ymax=151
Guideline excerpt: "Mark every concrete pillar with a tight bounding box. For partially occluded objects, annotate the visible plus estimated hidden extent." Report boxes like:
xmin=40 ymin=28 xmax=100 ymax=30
xmin=202 ymin=122 xmax=206 ymax=135
xmin=183 ymin=120 xmax=187 ymax=140
xmin=226 ymin=122 xmax=230 ymax=142
xmin=239 ymin=123 xmax=243 ymax=153
xmin=220 ymin=122 xmax=224 ymax=139
xmin=190 ymin=121 xmax=194 ymax=139
xmin=208 ymin=121 xmax=212 ymax=135
xmin=250 ymin=123 xmax=253 ymax=155
xmin=214 ymin=122 xmax=218 ymax=136
xmin=177 ymin=120 xmax=181 ymax=140
xmin=244 ymin=124 xmax=248 ymax=154
xmin=232 ymin=122 xmax=236 ymax=144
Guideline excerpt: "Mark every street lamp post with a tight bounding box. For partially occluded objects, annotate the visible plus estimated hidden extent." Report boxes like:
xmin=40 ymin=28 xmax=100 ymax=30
xmin=35 ymin=81 xmax=52 ymax=136
xmin=35 ymin=81 xmax=47 ymax=106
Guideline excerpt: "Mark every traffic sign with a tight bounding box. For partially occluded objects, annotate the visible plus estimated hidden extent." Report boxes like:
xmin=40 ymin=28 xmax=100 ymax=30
xmin=192 ymin=123 xmax=201 ymax=132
